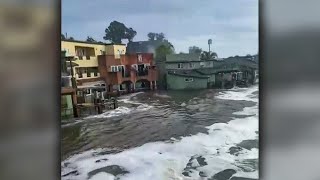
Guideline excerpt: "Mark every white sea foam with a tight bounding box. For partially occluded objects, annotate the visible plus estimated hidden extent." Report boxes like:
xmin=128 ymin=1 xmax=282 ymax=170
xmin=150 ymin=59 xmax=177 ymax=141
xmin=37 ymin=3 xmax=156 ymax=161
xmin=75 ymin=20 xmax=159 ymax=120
xmin=216 ymin=85 xmax=258 ymax=103
xmin=84 ymin=104 xmax=154 ymax=119
xmin=154 ymin=93 xmax=171 ymax=98
xmin=118 ymin=92 xmax=145 ymax=105
xmin=90 ymin=173 xmax=116 ymax=180
xmin=62 ymin=86 xmax=259 ymax=180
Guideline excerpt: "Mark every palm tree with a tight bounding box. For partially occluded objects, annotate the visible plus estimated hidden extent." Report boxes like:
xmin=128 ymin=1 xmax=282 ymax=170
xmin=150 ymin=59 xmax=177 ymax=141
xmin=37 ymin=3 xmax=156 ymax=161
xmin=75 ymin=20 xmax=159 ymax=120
xmin=200 ymin=51 xmax=218 ymax=60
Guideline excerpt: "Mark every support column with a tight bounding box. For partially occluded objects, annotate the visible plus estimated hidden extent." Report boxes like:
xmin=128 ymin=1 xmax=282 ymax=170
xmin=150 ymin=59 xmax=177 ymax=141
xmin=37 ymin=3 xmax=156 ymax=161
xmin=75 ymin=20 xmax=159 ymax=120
xmin=133 ymin=82 xmax=136 ymax=92
xmin=154 ymin=81 xmax=157 ymax=90
xmin=117 ymin=84 xmax=121 ymax=96
xmin=221 ymin=73 xmax=225 ymax=89
xmin=233 ymin=73 xmax=237 ymax=88
xmin=71 ymin=92 xmax=79 ymax=118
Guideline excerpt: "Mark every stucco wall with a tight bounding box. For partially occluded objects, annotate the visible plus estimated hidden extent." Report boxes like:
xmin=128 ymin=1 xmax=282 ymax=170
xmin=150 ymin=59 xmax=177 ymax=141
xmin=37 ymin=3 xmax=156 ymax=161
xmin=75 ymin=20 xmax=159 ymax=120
xmin=166 ymin=61 xmax=214 ymax=70
xmin=166 ymin=74 xmax=208 ymax=90
xmin=61 ymin=41 xmax=126 ymax=80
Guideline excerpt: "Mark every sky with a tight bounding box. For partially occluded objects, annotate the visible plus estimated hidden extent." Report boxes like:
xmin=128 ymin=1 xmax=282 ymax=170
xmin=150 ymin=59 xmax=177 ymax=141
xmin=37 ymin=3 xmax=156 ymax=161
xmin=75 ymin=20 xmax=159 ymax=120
xmin=62 ymin=0 xmax=258 ymax=58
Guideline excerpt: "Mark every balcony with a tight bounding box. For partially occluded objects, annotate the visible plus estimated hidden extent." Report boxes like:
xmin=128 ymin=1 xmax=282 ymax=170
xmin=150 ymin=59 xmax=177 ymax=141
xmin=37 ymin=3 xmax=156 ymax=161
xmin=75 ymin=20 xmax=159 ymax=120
xmin=123 ymin=71 xmax=131 ymax=78
xmin=137 ymin=70 xmax=148 ymax=77
xmin=75 ymin=72 xmax=100 ymax=79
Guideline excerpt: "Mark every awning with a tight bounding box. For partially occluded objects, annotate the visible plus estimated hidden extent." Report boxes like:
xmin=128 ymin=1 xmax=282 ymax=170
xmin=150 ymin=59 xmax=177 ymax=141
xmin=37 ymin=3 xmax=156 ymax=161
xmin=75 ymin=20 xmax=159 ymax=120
xmin=66 ymin=61 xmax=79 ymax=67
xmin=77 ymin=81 xmax=106 ymax=89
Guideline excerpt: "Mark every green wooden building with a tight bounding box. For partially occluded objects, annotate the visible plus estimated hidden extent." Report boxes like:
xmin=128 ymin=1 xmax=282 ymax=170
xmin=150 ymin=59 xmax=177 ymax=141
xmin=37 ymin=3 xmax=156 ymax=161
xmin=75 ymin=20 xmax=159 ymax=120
xmin=165 ymin=54 xmax=258 ymax=90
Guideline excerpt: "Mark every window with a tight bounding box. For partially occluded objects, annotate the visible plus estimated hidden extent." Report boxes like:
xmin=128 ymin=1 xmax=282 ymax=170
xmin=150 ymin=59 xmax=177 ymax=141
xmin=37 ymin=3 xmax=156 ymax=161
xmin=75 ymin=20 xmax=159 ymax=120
xmin=92 ymin=68 xmax=98 ymax=76
xmin=206 ymin=62 xmax=211 ymax=66
xmin=178 ymin=63 xmax=183 ymax=69
xmin=76 ymin=68 xmax=83 ymax=78
xmin=185 ymin=78 xmax=194 ymax=82
xmin=131 ymin=64 xmax=138 ymax=70
xmin=111 ymin=66 xmax=118 ymax=72
xmin=85 ymin=68 xmax=91 ymax=77
xmin=138 ymin=54 xmax=143 ymax=62
xmin=200 ymin=62 xmax=205 ymax=67
xmin=189 ymin=63 xmax=194 ymax=68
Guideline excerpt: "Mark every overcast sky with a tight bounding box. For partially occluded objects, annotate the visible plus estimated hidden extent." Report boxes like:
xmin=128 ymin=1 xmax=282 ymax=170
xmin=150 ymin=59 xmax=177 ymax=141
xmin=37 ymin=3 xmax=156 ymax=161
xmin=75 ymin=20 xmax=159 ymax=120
xmin=62 ymin=0 xmax=258 ymax=58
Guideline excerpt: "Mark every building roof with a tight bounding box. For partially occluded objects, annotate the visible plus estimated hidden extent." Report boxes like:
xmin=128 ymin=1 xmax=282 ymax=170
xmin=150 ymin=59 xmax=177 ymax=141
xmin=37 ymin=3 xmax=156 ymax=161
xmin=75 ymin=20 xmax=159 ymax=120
xmin=166 ymin=54 xmax=201 ymax=62
xmin=77 ymin=81 xmax=106 ymax=89
xmin=167 ymin=69 xmax=209 ymax=79
xmin=62 ymin=39 xmax=126 ymax=46
xmin=195 ymin=68 xmax=219 ymax=75
xmin=222 ymin=57 xmax=258 ymax=69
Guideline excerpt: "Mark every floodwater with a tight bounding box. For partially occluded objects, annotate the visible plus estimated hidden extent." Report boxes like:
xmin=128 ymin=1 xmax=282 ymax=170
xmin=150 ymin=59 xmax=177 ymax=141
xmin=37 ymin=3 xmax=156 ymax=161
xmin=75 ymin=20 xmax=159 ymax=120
xmin=61 ymin=85 xmax=259 ymax=180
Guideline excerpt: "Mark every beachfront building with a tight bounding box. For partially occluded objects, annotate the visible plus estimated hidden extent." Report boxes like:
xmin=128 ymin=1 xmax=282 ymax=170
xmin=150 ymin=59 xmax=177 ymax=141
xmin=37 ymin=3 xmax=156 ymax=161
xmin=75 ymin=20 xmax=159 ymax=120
xmin=98 ymin=53 xmax=158 ymax=95
xmin=126 ymin=39 xmax=173 ymax=89
xmin=61 ymin=51 xmax=78 ymax=118
xmin=61 ymin=40 xmax=126 ymax=87
xmin=165 ymin=54 xmax=217 ymax=90
xmin=165 ymin=54 xmax=259 ymax=90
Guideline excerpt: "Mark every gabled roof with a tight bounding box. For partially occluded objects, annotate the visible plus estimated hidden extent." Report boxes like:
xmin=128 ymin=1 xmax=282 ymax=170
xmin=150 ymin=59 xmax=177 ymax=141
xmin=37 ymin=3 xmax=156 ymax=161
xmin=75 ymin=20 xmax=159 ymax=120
xmin=62 ymin=39 xmax=126 ymax=46
xmin=167 ymin=69 xmax=209 ymax=79
xmin=195 ymin=68 xmax=218 ymax=75
xmin=166 ymin=54 xmax=201 ymax=62
xmin=211 ymin=57 xmax=258 ymax=69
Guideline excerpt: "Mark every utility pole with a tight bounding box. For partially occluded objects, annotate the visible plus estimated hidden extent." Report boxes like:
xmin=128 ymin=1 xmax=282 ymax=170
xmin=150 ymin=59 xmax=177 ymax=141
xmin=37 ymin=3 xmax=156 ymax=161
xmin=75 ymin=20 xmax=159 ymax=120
xmin=208 ymin=39 xmax=212 ymax=53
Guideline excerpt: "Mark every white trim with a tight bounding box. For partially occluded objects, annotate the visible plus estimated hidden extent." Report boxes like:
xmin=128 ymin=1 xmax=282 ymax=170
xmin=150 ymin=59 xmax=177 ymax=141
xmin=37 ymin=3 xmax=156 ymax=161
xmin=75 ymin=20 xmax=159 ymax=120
xmin=111 ymin=66 xmax=119 ymax=72
xmin=178 ymin=63 xmax=183 ymax=69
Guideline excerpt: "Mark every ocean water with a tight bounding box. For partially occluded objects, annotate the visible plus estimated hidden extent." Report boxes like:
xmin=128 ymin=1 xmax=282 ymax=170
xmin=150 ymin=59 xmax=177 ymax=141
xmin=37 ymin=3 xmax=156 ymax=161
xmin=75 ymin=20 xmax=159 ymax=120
xmin=61 ymin=85 xmax=259 ymax=180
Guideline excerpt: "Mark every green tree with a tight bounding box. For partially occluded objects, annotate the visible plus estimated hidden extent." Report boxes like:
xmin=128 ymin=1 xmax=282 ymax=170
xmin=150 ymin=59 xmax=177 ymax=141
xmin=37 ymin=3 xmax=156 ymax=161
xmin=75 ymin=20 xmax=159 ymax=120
xmin=155 ymin=42 xmax=175 ymax=90
xmin=147 ymin=32 xmax=156 ymax=41
xmin=200 ymin=51 xmax=218 ymax=60
xmin=125 ymin=28 xmax=137 ymax=42
xmin=189 ymin=46 xmax=202 ymax=55
xmin=68 ymin=37 xmax=74 ymax=40
xmin=61 ymin=34 xmax=66 ymax=40
xmin=103 ymin=21 xmax=137 ymax=43
xmin=86 ymin=36 xmax=96 ymax=42
xmin=155 ymin=32 xmax=165 ymax=41
xmin=155 ymin=42 xmax=175 ymax=60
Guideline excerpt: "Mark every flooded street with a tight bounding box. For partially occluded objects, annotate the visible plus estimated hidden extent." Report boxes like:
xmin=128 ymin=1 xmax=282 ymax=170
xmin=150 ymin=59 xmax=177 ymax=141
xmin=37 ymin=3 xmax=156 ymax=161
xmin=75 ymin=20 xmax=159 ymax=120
xmin=61 ymin=85 xmax=259 ymax=180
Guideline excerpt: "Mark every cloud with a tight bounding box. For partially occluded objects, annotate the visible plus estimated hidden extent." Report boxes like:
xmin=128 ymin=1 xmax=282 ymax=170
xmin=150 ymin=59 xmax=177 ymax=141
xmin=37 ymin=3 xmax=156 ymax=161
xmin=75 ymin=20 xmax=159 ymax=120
xmin=62 ymin=0 xmax=258 ymax=57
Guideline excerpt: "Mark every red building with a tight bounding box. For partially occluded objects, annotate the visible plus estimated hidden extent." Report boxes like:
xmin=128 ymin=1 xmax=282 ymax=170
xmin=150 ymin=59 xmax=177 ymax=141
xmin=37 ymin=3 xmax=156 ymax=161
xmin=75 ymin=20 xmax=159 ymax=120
xmin=98 ymin=53 xmax=157 ymax=95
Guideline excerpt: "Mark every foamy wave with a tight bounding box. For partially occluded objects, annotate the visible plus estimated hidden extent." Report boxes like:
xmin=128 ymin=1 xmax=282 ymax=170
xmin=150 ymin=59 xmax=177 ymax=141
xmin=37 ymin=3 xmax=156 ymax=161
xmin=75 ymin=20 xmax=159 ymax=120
xmin=154 ymin=93 xmax=171 ymax=98
xmin=118 ymin=92 xmax=145 ymax=105
xmin=216 ymin=85 xmax=258 ymax=103
xmin=84 ymin=107 xmax=133 ymax=119
xmin=84 ymin=104 xmax=153 ymax=120
xmin=62 ymin=87 xmax=259 ymax=180
xmin=136 ymin=104 xmax=153 ymax=112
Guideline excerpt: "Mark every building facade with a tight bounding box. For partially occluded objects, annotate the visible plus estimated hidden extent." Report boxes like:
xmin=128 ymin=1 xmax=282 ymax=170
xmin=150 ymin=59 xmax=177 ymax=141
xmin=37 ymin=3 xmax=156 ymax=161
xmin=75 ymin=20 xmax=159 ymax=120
xmin=61 ymin=40 xmax=126 ymax=86
xmin=165 ymin=54 xmax=216 ymax=70
xmin=167 ymin=71 xmax=209 ymax=90
xmin=98 ymin=53 xmax=158 ymax=94
xmin=165 ymin=54 xmax=259 ymax=90
xmin=165 ymin=54 xmax=217 ymax=90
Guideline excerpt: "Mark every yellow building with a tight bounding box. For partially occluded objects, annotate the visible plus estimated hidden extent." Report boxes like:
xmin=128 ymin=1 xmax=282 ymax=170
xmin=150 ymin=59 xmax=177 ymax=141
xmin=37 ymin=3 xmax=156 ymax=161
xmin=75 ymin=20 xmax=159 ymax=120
xmin=61 ymin=40 xmax=126 ymax=85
